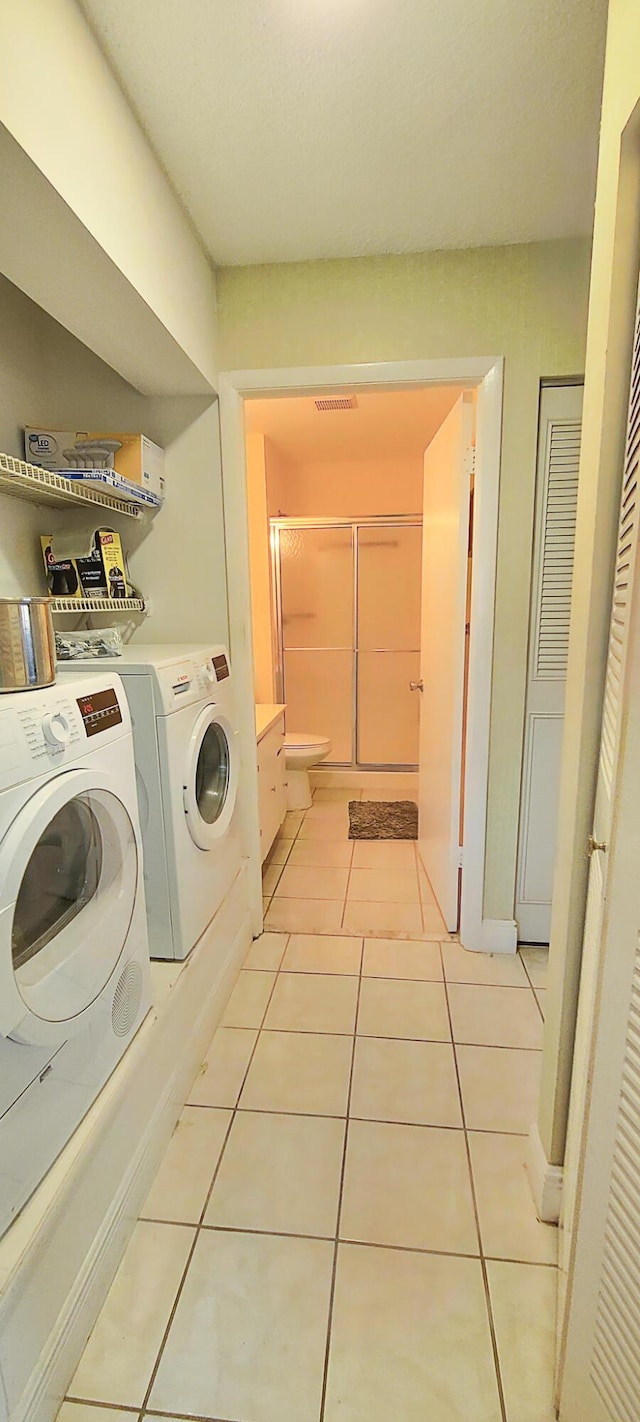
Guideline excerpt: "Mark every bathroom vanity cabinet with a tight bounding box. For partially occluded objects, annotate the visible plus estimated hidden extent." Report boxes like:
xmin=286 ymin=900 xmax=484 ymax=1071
xmin=256 ymin=705 xmax=287 ymax=861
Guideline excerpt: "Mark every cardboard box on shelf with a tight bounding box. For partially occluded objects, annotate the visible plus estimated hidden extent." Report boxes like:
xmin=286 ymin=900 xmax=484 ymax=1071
xmin=25 ymin=428 xmax=165 ymax=502
xmin=41 ymin=529 xmax=135 ymax=600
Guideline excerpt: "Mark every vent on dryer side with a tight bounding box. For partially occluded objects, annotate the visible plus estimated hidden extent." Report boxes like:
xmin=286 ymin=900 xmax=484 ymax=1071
xmin=314 ymin=396 xmax=358 ymax=412
xmin=112 ymin=960 xmax=143 ymax=1038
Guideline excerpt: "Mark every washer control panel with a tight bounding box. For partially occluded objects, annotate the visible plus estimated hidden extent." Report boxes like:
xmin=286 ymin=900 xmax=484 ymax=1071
xmin=76 ymin=687 xmax=123 ymax=737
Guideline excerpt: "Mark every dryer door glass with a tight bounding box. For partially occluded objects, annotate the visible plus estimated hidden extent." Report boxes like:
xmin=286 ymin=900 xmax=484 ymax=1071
xmin=10 ymin=787 xmax=138 ymax=1022
xmin=195 ymin=722 xmax=230 ymax=825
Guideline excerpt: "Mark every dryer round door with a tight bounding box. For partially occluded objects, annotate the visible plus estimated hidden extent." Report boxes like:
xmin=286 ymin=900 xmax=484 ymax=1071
xmin=183 ymin=705 xmax=239 ymax=850
xmin=0 ymin=768 xmax=139 ymax=1046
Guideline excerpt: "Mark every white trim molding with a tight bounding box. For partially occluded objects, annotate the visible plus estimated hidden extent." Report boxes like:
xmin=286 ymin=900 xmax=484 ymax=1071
xmin=219 ymin=356 xmax=505 ymax=953
xmin=475 ymin=918 xmax=518 ymax=955
xmin=527 ymin=1120 xmax=563 ymax=1223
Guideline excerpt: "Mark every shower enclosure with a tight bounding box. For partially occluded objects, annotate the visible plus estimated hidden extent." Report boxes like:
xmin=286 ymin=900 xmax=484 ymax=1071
xmin=271 ymin=517 xmax=422 ymax=768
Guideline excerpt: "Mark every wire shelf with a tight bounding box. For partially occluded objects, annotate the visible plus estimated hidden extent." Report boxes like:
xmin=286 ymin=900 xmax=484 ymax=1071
xmin=0 ymin=453 xmax=144 ymax=519
xmin=51 ymin=597 xmax=146 ymax=614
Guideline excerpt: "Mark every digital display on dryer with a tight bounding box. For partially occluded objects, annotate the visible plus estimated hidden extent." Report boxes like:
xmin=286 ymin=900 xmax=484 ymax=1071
xmin=212 ymin=654 xmax=229 ymax=681
xmin=76 ymin=688 xmax=123 ymax=736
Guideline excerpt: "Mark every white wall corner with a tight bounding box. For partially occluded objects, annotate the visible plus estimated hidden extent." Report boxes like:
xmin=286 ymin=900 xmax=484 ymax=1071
xmin=527 ymin=1121 xmax=563 ymax=1224
xmin=461 ymin=917 xmax=518 ymax=955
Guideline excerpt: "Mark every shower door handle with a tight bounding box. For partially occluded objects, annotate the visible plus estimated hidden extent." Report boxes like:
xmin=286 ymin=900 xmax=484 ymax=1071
xmin=409 ymin=680 xmax=424 ymax=692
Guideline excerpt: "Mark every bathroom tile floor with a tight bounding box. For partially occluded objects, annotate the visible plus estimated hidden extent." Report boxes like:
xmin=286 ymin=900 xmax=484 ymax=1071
xmin=62 ymin=791 xmax=555 ymax=1422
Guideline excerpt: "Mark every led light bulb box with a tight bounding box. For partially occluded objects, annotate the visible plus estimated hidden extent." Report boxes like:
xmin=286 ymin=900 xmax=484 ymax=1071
xmin=25 ymin=428 xmax=165 ymax=502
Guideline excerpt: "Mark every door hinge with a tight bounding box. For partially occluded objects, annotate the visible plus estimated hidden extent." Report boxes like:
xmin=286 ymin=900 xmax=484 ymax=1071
xmin=458 ymin=846 xmax=464 ymax=869
xmin=465 ymin=448 xmax=476 ymax=481
xmin=587 ymin=835 xmax=608 ymax=858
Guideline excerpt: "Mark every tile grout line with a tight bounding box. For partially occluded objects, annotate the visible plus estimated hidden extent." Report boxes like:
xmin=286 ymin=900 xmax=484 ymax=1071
xmin=438 ymin=941 xmax=509 ymax=1422
xmin=318 ymin=934 xmax=364 ymax=1422
xmin=338 ymin=829 xmax=356 ymax=930
xmin=519 ymin=951 xmax=547 ymax=1023
xmin=103 ymin=942 xmax=290 ymax=1421
xmin=413 ymin=838 xmax=427 ymax=934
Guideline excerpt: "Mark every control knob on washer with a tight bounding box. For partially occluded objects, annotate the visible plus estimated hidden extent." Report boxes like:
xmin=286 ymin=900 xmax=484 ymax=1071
xmin=42 ymin=710 xmax=72 ymax=748
xmin=201 ymin=662 xmax=216 ymax=687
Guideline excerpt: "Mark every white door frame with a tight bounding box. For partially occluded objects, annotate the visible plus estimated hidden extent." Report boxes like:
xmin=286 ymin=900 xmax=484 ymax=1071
xmin=218 ymin=356 xmax=511 ymax=954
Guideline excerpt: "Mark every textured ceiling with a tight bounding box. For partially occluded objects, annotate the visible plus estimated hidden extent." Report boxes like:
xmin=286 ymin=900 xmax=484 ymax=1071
xmin=245 ymin=387 xmax=463 ymax=461
xmin=79 ymin=0 xmax=607 ymax=267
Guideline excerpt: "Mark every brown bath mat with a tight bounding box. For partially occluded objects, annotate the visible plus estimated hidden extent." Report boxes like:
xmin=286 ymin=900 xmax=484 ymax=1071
xmin=348 ymin=800 xmax=419 ymax=840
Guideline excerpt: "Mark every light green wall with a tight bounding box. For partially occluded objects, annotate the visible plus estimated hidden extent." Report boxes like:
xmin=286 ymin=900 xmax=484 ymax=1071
xmin=217 ymin=238 xmax=591 ymax=921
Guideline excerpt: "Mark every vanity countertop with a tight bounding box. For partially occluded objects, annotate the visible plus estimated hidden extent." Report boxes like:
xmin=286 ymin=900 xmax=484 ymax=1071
xmin=255 ymin=703 xmax=286 ymax=744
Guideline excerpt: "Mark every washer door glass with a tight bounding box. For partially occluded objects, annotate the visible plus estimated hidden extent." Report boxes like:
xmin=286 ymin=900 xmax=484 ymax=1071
xmin=195 ymin=722 xmax=230 ymax=826
xmin=12 ymin=797 xmax=103 ymax=972
xmin=9 ymin=785 xmax=138 ymax=1024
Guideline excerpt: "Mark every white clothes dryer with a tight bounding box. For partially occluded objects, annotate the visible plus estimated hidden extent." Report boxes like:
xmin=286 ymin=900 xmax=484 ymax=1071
xmin=60 ymin=646 xmax=243 ymax=960
xmin=0 ymin=673 xmax=151 ymax=1237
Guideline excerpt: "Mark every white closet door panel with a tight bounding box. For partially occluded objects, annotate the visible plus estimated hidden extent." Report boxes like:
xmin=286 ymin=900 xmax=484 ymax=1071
xmin=559 ymin=272 xmax=640 ymax=1422
xmin=516 ymin=384 xmax=583 ymax=943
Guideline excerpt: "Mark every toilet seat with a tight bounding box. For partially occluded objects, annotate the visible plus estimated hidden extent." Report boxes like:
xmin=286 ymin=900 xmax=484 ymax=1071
xmin=285 ymin=733 xmax=330 ymax=752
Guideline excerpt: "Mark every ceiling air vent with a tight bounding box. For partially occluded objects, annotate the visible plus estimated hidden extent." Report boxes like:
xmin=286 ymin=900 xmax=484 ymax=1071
xmin=314 ymin=396 xmax=358 ymax=412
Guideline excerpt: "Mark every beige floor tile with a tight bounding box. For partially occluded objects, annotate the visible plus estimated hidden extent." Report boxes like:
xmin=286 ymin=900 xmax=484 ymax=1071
xmin=205 ymin=1111 xmax=345 ymax=1236
xmin=141 ymin=1106 xmax=231 ymax=1224
xmin=469 ymin=1133 xmax=558 ymax=1264
xmin=244 ymin=931 xmax=288 ymax=971
xmin=360 ymin=787 xmax=417 ymax=801
xmin=535 ymin=987 xmax=546 ymax=1020
xmin=299 ymin=815 xmax=354 ymax=841
xmin=342 ymin=900 xmax=424 ymax=937
xmin=280 ymin=810 xmax=305 ymax=838
xmin=417 ymin=867 xmax=438 ymax=905
xmin=363 ymin=937 xmax=443 ymax=980
xmin=520 ymin=945 xmax=549 ymax=989
xmin=264 ymin=971 xmax=359 ymax=1034
xmin=221 ymin=970 xmax=276 ymax=1028
xmin=150 ymin=1229 xmax=334 ymax=1422
xmin=277 ymin=863 xmax=350 ymax=900
xmin=357 ymin=976 xmax=451 ymax=1041
xmin=352 ymin=839 xmax=417 ymax=869
xmin=282 ymin=933 xmax=362 ymax=975
xmin=443 ymin=942 xmax=530 ymax=987
xmin=58 ymin=1407 xmax=133 ymax=1422
xmin=457 ymin=1046 xmax=541 ymax=1133
xmin=340 ymin=1119 xmax=477 ymax=1253
xmin=324 ymin=1244 xmax=502 ymax=1422
xmin=289 ymin=838 xmax=353 ymax=867
xmin=304 ymin=801 xmax=350 ymax=822
xmin=266 ymin=837 xmax=293 ymax=865
xmin=263 ymin=895 xmax=272 ymax=913
xmin=350 ymin=1036 xmax=462 ymax=1127
xmin=349 ymin=866 xmax=419 ymax=904
xmin=488 ymin=1260 xmax=557 ymax=1422
xmin=448 ymin=984 xmax=543 ymax=1049
xmin=69 ymin=1221 xmax=194 ymax=1406
xmin=265 ymin=896 xmax=345 ymax=933
xmin=422 ymin=902 xmax=449 ymax=933
xmin=187 ymin=1026 xmax=258 ymax=1108
xmin=239 ymin=1030 xmax=352 ymax=1115
xmin=262 ymin=861 xmax=284 ymax=896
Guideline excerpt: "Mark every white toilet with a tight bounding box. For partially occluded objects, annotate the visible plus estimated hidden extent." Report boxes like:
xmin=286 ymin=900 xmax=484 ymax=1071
xmin=284 ymin=733 xmax=331 ymax=810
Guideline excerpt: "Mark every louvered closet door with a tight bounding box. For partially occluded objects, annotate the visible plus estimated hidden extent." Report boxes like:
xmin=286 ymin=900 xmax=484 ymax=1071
xmin=516 ymin=385 xmax=583 ymax=942
xmin=559 ymin=276 xmax=640 ymax=1422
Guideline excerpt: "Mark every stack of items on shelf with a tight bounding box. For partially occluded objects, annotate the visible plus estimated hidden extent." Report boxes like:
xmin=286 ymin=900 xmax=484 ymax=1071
xmin=25 ymin=427 xmax=165 ymax=510
xmin=41 ymin=528 xmax=137 ymax=600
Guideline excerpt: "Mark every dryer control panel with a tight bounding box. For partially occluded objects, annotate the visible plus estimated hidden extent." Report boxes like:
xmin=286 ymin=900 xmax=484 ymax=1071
xmin=76 ymin=688 xmax=123 ymax=737
xmin=0 ymin=675 xmax=130 ymax=790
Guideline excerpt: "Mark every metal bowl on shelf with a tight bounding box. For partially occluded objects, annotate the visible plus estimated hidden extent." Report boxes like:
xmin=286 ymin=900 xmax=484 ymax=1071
xmin=0 ymin=596 xmax=56 ymax=692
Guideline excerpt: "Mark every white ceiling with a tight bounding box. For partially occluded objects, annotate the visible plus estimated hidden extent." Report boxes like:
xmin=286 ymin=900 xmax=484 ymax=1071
xmin=245 ymin=387 xmax=463 ymax=461
xmin=79 ymin=0 xmax=607 ymax=268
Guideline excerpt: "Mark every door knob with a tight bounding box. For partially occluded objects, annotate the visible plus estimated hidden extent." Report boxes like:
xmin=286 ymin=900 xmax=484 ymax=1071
xmin=409 ymin=680 xmax=424 ymax=692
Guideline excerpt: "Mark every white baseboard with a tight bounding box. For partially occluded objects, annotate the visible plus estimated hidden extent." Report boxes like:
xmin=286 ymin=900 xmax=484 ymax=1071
xmin=526 ymin=1122 xmax=563 ymax=1224
xmin=1 ymin=875 xmax=251 ymax=1422
xmin=310 ymin=769 xmax=418 ymax=793
xmin=460 ymin=917 xmax=519 ymax=955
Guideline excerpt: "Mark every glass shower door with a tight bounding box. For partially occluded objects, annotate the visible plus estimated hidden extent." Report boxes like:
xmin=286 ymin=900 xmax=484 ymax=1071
xmin=356 ymin=523 xmax=422 ymax=766
xmin=279 ymin=525 xmax=354 ymax=763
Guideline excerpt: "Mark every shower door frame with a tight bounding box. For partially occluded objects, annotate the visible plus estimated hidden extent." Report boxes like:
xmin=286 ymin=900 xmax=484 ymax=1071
xmin=270 ymin=514 xmax=422 ymax=771
xmin=218 ymin=354 xmax=511 ymax=956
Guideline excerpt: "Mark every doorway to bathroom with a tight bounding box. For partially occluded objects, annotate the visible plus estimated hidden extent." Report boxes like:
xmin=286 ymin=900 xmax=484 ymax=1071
xmin=219 ymin=356 xmax=503 ymax=953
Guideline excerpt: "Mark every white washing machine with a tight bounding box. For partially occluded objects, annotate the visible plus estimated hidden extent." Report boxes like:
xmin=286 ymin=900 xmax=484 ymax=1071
xmin=0 ymin=673 xmax=152 ymax=1237
xmin=60 ymin=646 xmax=243 ymax=960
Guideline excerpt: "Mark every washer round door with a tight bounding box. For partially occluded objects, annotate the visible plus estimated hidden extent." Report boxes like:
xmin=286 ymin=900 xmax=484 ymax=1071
xmin=183 ymin=705 xmax=239 ymax=850
xmin=0 ymin=768 xmax=139 ymax=1046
